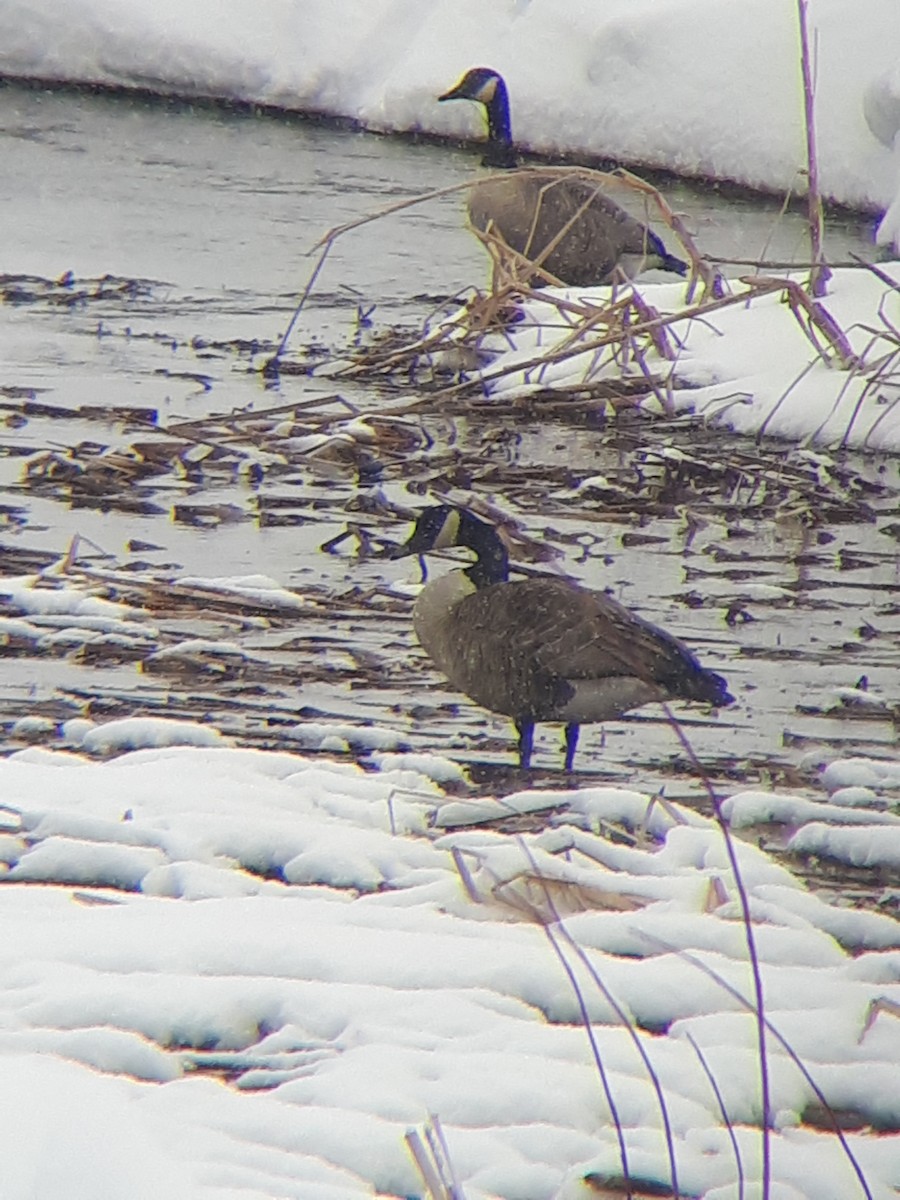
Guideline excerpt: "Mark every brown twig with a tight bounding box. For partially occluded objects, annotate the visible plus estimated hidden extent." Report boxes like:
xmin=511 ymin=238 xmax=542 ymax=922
xmin=616 ymin=168 xmax=723 ymax=300
xmin=744 ymin=275 xmax=858 ymax=368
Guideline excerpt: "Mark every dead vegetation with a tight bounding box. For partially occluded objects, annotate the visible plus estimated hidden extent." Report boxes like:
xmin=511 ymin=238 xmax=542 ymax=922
xmin=257 ymin=167 xmax=900 ymax=456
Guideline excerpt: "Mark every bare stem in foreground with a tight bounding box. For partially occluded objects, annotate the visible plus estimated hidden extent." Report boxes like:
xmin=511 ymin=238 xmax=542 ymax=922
xmin=662 ymin=704 xmax=771 ymax=1200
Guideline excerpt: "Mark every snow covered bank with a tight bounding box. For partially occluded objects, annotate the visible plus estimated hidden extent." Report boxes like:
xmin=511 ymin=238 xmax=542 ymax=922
xmin=1 ymin=0 xmax=899 ymax=236
xmin=0 ymin=735 xmax=898 ymax=1198
xmin=447 ymin=265 xmax=900 ymax=451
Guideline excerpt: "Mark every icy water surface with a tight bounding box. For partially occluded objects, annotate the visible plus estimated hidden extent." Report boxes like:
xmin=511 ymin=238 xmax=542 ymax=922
xmin=0 ymin=84 xmax=897 ymax=815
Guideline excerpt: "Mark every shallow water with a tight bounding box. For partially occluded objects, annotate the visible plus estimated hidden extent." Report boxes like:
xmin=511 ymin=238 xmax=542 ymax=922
xmin=0 ymin=84 xmax=896 ymax=805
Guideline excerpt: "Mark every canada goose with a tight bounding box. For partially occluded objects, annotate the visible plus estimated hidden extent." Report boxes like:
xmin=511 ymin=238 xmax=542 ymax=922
xmin=438 ymin=67 xmax=687 ymax=286
xmin=391 ymin=506 xmax=732 ymax=771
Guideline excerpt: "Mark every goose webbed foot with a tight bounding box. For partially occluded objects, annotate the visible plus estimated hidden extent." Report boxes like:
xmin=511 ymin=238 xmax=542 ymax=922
xmin=563 ymin=722 xmax=580 ymax=773
xmin=515 ymin=721 xmax=535 ymax=770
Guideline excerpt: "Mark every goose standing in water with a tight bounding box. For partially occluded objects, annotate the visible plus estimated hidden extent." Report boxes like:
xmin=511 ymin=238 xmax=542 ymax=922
xmin=391 ymin=506 xmax=732 ymax=771
xmin=438 ymin=67 xmax=687 ymax=287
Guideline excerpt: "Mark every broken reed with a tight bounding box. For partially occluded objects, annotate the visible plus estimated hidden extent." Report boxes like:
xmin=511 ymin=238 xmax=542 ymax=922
xmin=265 ymin=166 xmax=711 ymax=376
xmin=265 ymin=157 xmax=900 ymax=449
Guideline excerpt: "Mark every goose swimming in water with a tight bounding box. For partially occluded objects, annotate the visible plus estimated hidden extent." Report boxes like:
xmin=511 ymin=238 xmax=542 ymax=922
xmin=438 ymin=67 xmax=687 ymax=287
xmin=391 ymin=505 xmax=732 ymax=771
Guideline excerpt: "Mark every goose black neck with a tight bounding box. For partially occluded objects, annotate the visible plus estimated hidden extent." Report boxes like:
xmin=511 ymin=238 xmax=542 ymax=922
xmin=457 ymin=511 xmax=509 ymax=588
xmin=483 ymin=78 xmax=518 ymax=169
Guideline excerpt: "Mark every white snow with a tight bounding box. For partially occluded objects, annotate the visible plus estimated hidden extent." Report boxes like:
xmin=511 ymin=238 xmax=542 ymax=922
xmin=371 ymin=750 xmax=469 ymax=785
xmin=787 ymin=822 xmax=900 ymax=870
xmin=174 ymin=575 xmax=311 ymax=611
xmin=78 ymin=717 xmax=227 ymax=754
xmin=0 ymin=735 xmax=896 ymax=1198
xmin=822 ymin=757 xmax=900 ymax=793
xmin=0 ymin=574 xmax=130 ymax=621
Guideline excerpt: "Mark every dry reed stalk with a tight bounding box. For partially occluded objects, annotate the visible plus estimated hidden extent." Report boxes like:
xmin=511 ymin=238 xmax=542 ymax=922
xmin=876 ymin=288 xmax=900 ymax=339
xmin=711 ymin=255 xmax=858 ymax=270
xmin=627 ymin=290 xmax=676 ymax=362
xmin=510 ymin=173 xmax=639 ymax=285
xmin=476 ymin=166 xmax=710 ymax=301
xmin=837 ymin=352 xmax=900 ymax=449
xmin=861 ymin=376 xmax=900 ymax=449
xmin=661 ymin=705 xmax=771 ymax=1199
xmin=743 ymin=275 xmax=857 ymax=367
xmin=796 ymin=0 xmax=831 ymax=297
xmin=615 ymin=168 xmax=722 ymax=300
xmin=475 ymin=221 xmax=565 ymax=290
xmin=860 ymin=997 xmax=900 ymax=1040
xmin=406 ymin=1119 xmax=465 ymax=1200
xmin=405 ymin=1128 xmax=456 ymax=1200
xmin=450 ymin=847 xmax=480 ymax=903
xmin=424 ymin=1117 xmax=466 ymax=1200
xmin=644 ymin=932 xmax=874 ymax=1200
xmin=267 ymin=166 xmax=705 ymax=371
xmin=266 ymin=177 xmax=494 ymax=372
xmin=508 ymin=839 xmax=682 ymax=1200
xmin=166 ymin=394 xmax=348 ymax=431
xmin=429 ymin=277 xmax=810 ymax=405
xmin=343 ymin=308 xmax=477 ymax=377
xmin=629 ymin=337 xmax=675 ymax=417
xmin=754 ymin=354 xmax=823 ymax=444
xmin=519 ymin=910 xmax=637 ymax=1197
xmin=850 ymin=254 xmax=900 ymax=295
xmin=684 ymin=1032 xmax=745 ymax=1200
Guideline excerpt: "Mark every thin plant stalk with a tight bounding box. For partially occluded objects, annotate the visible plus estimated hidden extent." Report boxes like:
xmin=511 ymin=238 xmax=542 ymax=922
xmin=537 ymin=920 xmax=635 ymax=1198
xmin=644 ymin=935 xmax=873 ymax=1200
xmin=406 ymin=1129 xmax=450 ymax=1200
xmin=271 ymin=167 xmax=697 ymax=368
xmin=661 ymin=704 xmax=771 ymax=1200
xmin=431 ymin=275 xmax=853 ymax=405
xmin=797 ymin=0 xmax=830 ymax=296
xmin=265 ymin=240 xmax=333 ymax=373
xmin=425 ymin=1115 xmax=466 ymax=1200
xmin=514 ymin=839 xmax=681 ymax=1200
xmin=684 ymin=1032 xmax=745 ymax=1200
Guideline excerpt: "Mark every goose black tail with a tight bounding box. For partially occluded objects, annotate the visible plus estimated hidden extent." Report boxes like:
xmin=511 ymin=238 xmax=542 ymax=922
xmin=648 ymin=230 xmax=688 ymax=276
xmin=661 ymin=252 xmax=688 ymax=276
xmin=693 ymin=668 xmax=734 ymax=708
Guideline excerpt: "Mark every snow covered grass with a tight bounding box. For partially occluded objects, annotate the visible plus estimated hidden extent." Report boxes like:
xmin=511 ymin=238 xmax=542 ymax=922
xmin=0 ymin=731 xmax=898 ymax=1198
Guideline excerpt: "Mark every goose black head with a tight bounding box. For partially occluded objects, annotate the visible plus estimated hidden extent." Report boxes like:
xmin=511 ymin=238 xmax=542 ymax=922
xmin=438 ymin=67 xmax=516 ymax=169
xmin=390 ymin=506 xmax=510 ymax=586
xmin=438 ymin=67 xmax=502 ymax=106
xmin=390 ymin=506 xmax=458 ymax=557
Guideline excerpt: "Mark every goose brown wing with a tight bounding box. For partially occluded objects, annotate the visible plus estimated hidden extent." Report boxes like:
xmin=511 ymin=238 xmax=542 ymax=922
xmin=522 ymin=578 xmax=729 ymax=704
xmin=502 ymin=577 xmax=681 ymax=680
xmin=453 ymin=577 xmax=719 ymax=704
xmin=468 ymin=173 xmax=648 ymax=285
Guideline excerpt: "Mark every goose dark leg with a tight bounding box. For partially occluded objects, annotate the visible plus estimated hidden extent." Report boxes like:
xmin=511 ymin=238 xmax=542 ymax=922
xmin=563 ymin=723 xmax=580 ymax=772
xmin=515 ymin=721 xmax=534 ymax=770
